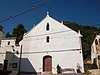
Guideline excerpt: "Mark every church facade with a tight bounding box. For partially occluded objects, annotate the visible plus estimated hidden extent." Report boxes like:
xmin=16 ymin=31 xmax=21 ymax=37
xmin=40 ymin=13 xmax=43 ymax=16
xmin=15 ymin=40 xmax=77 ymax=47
xmin=19 ymin=13 xmax=84 ymax=74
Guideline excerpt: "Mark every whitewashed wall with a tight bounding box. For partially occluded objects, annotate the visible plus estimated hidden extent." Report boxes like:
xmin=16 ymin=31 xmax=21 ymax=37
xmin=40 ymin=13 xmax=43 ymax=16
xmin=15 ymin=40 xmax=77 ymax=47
xmin=21 ymin=15 xmax=82 ymax=52
xmin=0 ymin=47 xmax=5 ymax=70
xmin=91 ymin=40 xmax=97 ymax=64
xmin=91 ymin=34 xmax=100 ymax=68
xmin=20 ymin=15 xmax=84 ymax=73
xmin=1 ymin=39 xmax=16 ymax=47
xmin=20 ymin=50 xmax=84 ymax=73
xmin=91 ymin=35 xmax=100 ymax=65
xmin=0 ymin=39 xmax=20 ymax=72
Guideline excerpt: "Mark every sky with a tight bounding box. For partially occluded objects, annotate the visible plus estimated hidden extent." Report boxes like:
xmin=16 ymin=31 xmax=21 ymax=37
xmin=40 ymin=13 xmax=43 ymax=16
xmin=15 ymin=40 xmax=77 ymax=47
xmin=0 ymin=0 xmax=100 ymax=37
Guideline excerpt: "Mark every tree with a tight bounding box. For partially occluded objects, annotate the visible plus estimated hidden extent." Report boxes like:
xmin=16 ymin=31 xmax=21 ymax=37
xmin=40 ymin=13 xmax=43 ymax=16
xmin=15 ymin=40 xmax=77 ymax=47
xmin=5 ymin=32 xmax=11 ymax=38
xmin=63 ymin=21 xmax=99 ymax=60
xmin=13 ymin=24 xmax=27 ymax=45
xmin=12 ymin=24 xmax=27 ymax=37
xmin=5 ymin=24 xmax=27 ymax=45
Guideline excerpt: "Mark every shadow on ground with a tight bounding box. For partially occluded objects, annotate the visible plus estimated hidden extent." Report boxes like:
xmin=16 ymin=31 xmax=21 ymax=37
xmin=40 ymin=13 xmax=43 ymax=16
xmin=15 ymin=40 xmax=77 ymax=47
xmin=0 ymin=70 xmax=12 ymax=75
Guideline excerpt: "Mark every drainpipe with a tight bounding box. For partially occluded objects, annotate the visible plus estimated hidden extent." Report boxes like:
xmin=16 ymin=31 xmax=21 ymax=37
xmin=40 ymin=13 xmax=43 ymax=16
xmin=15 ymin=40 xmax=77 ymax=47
xmin=18 ymin=45 xmax=23 ymax=74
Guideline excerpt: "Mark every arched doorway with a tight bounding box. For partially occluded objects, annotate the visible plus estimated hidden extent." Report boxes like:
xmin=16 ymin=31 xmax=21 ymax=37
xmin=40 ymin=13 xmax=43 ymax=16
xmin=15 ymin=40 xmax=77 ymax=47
xmin=43 ymin=55 xmax=52 ymax=72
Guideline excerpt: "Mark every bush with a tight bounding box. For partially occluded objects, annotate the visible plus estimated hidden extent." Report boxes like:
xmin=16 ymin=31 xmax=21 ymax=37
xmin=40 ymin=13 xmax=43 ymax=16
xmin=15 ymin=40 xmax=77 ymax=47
xmin=56 ymin=64 xmax=62 ymax=74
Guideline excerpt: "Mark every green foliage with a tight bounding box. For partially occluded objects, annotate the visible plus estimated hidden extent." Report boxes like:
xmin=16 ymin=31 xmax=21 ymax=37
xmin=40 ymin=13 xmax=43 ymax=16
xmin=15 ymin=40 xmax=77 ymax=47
xmin=5 ymin=24 xmax=27 ymax=44
xmin=12 ymin=24 xmax=27 ymax=37
xmin=5 ymin=32 xmax=11 ymax=38
xmin=63 ymin=21 xmax=99 ymax=60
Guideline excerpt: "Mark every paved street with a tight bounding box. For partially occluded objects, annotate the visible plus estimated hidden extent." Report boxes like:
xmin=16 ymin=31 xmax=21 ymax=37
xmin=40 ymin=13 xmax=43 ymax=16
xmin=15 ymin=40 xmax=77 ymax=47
xmin=17 ymin=73 xmax=85 ymax=75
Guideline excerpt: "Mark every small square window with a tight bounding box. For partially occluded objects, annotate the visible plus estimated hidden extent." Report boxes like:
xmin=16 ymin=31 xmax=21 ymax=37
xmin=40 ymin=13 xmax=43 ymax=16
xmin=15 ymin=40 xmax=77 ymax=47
xmin=8 ymin=41 xmax=10 ymax=45
xmin=12 ymin=63 xmax=17 ymax=68
xmin=95 ymin=39 xmax=98 ymax=45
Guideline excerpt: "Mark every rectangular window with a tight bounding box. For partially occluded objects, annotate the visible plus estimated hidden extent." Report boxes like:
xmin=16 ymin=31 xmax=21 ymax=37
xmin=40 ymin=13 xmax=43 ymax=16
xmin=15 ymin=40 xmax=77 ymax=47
xmin=46 ymin=36 xmax=50 ymax=43
xmin=91 ymin=46 xmax=94 ymax=53
xmin=8 ymin=41 xmax=10 ymax=45
xmin=12 ymin=63 xmax=17 ymax=68
xmin=46 ymin=23 xmax=49 ymax=31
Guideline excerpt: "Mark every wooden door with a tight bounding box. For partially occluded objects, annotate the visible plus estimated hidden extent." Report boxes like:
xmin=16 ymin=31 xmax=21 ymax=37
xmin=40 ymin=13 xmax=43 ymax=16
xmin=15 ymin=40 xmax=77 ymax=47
xmin=43 ymin=55 xmax=52 ymax=72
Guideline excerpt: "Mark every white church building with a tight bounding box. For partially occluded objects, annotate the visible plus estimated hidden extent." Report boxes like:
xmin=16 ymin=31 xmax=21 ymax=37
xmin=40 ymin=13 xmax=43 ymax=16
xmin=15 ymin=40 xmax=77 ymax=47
xmin=91 ymin=32 xmax=100 ymax=69
xmin=0 ymin=13 xmax=84 ymax=74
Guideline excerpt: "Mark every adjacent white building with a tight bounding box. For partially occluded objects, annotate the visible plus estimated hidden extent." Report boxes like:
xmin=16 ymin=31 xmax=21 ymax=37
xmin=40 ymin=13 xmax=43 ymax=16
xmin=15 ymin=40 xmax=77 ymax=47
xmin=91 ymin=32 xmax=100 ymax=69
xmin=0 ymin=13 xmax=84 ymax=74
xmin=0 ymin=38 xmax=20 ymax=72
